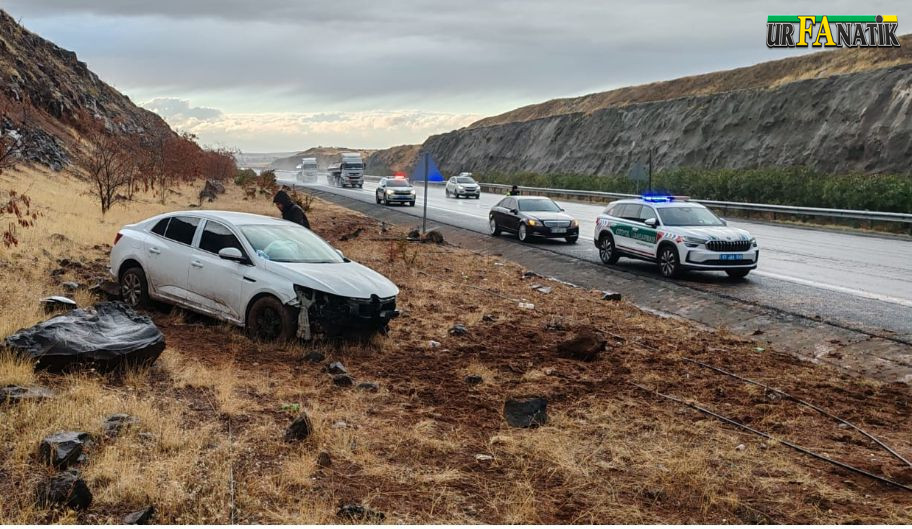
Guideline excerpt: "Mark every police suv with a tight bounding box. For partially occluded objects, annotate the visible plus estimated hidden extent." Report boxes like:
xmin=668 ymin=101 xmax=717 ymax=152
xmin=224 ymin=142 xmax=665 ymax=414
xmin=593 ymin=195 xmax=758 ymax=278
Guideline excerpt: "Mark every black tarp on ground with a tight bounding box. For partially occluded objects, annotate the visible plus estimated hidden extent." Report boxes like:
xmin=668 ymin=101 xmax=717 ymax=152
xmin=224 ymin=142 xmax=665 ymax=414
xmin=4 ymin=302 xmax=164 ymax=372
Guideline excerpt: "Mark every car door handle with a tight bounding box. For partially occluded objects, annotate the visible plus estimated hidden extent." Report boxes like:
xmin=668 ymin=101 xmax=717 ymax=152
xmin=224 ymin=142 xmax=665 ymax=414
xmin=191 ymin=260 xmax=203 ymax=268
xmin=148 ymin=247 xmax=161 ymax=255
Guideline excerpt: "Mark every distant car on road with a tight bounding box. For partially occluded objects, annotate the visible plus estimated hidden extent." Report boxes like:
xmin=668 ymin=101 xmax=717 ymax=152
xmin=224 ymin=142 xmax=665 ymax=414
xmin=489 ymin=195 xmax=579 ymax=243
xmin=594 ymin=195 xmax=758 ymax=278
xmin=110 ymin=211 xmax=399 ymax=342
xmin=375 ymin=177 xmax=416 ymax=206
xmin=445 ymin=173 xmax=480 ymax=199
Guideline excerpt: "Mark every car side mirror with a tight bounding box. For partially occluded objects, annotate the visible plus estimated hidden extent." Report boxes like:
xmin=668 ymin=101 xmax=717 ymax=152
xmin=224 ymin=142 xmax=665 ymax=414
xmin=719 ymin=218 xmax=728 ymax=226
xmin=559 ymin=207 xmax=565 ymax=212
xmin=218 ymin=247 xmax=245 ymax=262
xmin=644 ymin=218 xmax=658 ymax=228
xmin=510 ymin=208 xmax=518 ymax=215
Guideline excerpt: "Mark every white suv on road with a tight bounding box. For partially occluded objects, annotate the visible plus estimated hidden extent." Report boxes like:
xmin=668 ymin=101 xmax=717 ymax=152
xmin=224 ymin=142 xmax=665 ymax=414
xmin=593 ymin=196 xmax=758 ymax=278
xmin=110 ymin=210 xmax=399 ymax=341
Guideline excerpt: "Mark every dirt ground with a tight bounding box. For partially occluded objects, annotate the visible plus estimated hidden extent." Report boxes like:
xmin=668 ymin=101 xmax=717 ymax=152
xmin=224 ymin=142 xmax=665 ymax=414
xmin=1 ymin=167 xmax=910 ymax=523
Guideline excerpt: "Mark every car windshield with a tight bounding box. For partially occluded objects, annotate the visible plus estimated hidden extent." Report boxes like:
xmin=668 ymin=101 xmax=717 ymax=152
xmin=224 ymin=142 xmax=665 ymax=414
xmin=517 ymin=198 xmax=561 ymax=212
xmin=240 ymin=225 xmax=344 ymax=263
xmin=658 ymin=206 xmax=725 ymax=227
xmin=342 ymin=162 xmax=363 ymax=169
xmin=386 ymin=180 xmax=410 ymax=187
xmin=456 ymin=177 xmax=475 ymax=184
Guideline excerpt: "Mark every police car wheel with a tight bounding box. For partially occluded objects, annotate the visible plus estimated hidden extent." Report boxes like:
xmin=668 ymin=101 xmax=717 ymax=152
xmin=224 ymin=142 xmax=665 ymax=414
xmin=726 ymin=269 xmax=750 ymax=279
xmin=489 ymin=218 xmax=501 ymax=236
xmin=598 ymin=234 xmax=619 ymax=264
xmin=445 ymin=189 xmax=451 ymax=197
xmin=658 ymin=245 xmax=681 ymax=278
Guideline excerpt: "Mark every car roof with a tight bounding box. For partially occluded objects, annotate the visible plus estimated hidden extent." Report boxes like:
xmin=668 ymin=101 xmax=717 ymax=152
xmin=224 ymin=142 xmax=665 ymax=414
xmin=152 ymin=210 xmax=290 ymax=226
xmin=610 ymin=198 xmax=704 ymax=208
xmin=512 ymin=195 xmax=554 ymax=201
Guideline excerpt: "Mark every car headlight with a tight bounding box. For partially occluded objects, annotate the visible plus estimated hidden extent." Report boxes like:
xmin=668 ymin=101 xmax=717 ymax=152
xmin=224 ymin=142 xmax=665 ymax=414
xmin=683 ymin=236 xmax=707 ymax=247
xmin=457 ymin=186 xmax=464 ymax=191
xmin=570 ymin=219 xmax=579 ymax=227
xmin=526 ymin=219 xmax=538 ymax=226
xmin=386 ymin=189 xmax=394 ymax=195
xmin=750 ymin=237 xmax=757 ymax=247
xmin=409 ymin=189 xmax=416 ymax=195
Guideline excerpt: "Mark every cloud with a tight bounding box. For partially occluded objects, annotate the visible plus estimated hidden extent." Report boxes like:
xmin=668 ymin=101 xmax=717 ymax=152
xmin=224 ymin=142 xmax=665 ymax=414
xmin=141 ymin=100 xmax=480 ymax=151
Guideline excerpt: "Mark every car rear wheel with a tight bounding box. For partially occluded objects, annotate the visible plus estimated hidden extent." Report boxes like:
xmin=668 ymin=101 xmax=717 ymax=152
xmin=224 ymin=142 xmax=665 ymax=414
xmin=247 ymin=296 xmax=297 ymax=342
xmin=489 ymin=218 xmax=501 ymax=236
xmin=120 ymin=267 xmax=150 ymax=308
xmin=658 ymin=245 xmax=681 ymax=278
xmin=598 ymin=234 xmax=619 ymax=264
xmin=518 ymin=223 xmax=529 ymax=242
xmin=726 ymin=269 xmax=751 ymax=279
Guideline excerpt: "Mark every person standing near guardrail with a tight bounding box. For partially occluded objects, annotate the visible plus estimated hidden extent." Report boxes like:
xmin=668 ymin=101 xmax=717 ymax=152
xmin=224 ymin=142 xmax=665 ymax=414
xmin=507 ymin=185 xmax=520 ymax=196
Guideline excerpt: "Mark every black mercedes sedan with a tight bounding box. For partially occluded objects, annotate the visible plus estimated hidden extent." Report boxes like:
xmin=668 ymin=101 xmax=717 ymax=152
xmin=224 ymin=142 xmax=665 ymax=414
xmin=489 ymin=195 xmax=579 ymax=243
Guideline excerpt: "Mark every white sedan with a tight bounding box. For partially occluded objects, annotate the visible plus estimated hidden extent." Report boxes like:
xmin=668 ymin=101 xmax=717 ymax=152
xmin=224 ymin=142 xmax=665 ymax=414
xmin=110 ymin=210 xmax=399 ymax=341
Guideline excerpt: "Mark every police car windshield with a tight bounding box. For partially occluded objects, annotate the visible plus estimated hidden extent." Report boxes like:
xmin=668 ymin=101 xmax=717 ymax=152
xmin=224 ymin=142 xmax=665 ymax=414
xmin=517 ymin=198 xmax=561 ymax=212
xmin=386 ymin=180 xmax=410 ymax=187
xmin=658 ymin=206 xmax=724 ymax=227
xmin=456 ymin=177 xmax=475 ymax=183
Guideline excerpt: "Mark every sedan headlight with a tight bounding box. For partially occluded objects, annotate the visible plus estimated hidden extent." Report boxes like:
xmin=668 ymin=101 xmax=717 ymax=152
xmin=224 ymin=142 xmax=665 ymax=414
xmin=683 ymin=236 xmax=707 ymax=247
xmin=570 ymin=219 xmax=579 ymax=227
xmin=750 ymin=237 xmax=758 ymax=247
xmin=526 ymin=219 xmax=538 ymax=226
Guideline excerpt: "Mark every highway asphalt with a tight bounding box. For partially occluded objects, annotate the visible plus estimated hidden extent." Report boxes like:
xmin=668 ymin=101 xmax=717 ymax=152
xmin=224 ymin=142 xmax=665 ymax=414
xmin=279 ymin=174 xmax=912 ymax=343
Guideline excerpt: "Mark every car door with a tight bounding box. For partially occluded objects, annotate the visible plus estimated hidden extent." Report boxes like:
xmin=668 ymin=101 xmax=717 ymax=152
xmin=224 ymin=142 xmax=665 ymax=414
xmin=187 ymin=219 xmax=251 ymax=322
xmin=446 ymin=177 xmax=454 ymax=194
xmin=633 ymin=205 xmax=661 ymax=257
xmin=610 ymin=204 xmax=639 ymax=251
xmin=491 ymin=197 xmax=507 ymax=227
xmin=144 ymin=215 xmax=199 ymax=301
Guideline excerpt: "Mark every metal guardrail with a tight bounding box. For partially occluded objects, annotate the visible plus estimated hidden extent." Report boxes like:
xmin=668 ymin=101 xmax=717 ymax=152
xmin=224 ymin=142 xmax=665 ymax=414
xmin=479 ymin=183 xmax=912 ymax=225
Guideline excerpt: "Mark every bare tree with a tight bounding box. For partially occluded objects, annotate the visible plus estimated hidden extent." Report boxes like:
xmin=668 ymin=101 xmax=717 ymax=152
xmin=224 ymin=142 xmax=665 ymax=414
xmin=76 ymin=123 xmax=138 ymax=214
xmin=0 ymin=97 xmax=28 ymax=176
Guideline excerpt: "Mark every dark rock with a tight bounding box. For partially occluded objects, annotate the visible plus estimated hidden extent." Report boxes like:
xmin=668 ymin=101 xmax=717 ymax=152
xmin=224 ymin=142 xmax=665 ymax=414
xmin=61 ymin=281 xmax=80 ymax=292
xmin=448 ymin=324 xmax=469 ymax=336
xmin=407 ymin=228 xmax=421 ymax=240
xmin=50 ymin=268 xmax=65 ymax=277
xmin=481 ymin=314 xmax=496 ymax=322
xmin=332 ymin=374 xmax=355 ymax=387
xmin=304 ymin=351 xmax=325 ymax=363
xmin=356 ymin=382 xmax=379 ymax=392
xmin=601 ymin=291 xmax=623 ymax=301
xmin=522 ymin=271 xmax=542 ymax=279
xmin=316 ymin=451 xmax=332 ymax=468
xmin=89 ymin=280 xmax=121 ymax=300
xmin=326 ymin=361 xmax=347 ymax=375
xmin=556 ymin=329 xmax=607 ymax=362
xmin=4 ymin=301 xmax=165 ymax=372
xmin=39 ymin=431 xmax=91 ymax=468
xmin=339 ymin=227 xmax=363 ymax=241
xmin=504 ymin=397 xmax=548 ymax=428
xmin=0 ymin=384 xmax=54 ymax=404
xmin=40 ymin=296 xmax=77 ymax=313
xmin=465 ymin=374 xmax=483 ymax=385
xmin=198 ymin=180 xmax=225 ymax=203
xmin=284 ymin=412 xmax=313 ymax=442
xmin=422 ymin=230 xmax=444 ymax=244
xmin=58 ymin=258 xmax=84 ymax=269
xmin=36 ymin=470 xmax=92 ymax=510
xmin=103 ymin=413 xmax=139 ymax=438
xmin=337 ymin=503 xmax=385 ymax=522
xmin=123 ymin=505 xmax=155 ymax=525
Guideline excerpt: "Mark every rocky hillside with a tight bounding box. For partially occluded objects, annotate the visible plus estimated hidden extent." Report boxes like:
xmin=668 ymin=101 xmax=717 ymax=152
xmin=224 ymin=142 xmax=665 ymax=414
xmin=0 ymin=9 xmax=175 ymax=170
xmin=269 ymin=147 xmax=377 ymax=171
xmin=424 ymin=62 xmax=912 ymax=176
xmin=364 ymin=144 xmax=420 ymax=174
xmin=471 ymin=35 xmax=912 ymax=129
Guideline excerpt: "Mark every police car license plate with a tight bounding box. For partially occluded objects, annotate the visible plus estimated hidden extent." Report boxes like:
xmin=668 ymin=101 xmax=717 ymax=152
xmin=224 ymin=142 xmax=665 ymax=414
xmin=721 ymin=254 xmax=742 ymax=261
xmin=551 ymin=227 xmax=567 ymax=234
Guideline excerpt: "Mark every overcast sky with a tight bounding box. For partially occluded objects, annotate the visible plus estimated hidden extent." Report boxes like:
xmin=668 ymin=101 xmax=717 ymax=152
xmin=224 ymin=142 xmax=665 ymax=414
xmin=2 ymin=0 xmax=909 ymax=152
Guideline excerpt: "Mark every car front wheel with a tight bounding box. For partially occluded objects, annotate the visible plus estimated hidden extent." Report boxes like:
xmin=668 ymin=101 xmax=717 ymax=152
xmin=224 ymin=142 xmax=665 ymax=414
xmin=120 ymin=266 xmax=150 ymax=308
xmin=658 ymin=245 xmax=681 ymax=278
xmin=726 ymin=269 xmax=751 ymax=279
xmin=518 ymin=223 xmax=529 ymax=242
xmin=598 ymin=234 xmax=619 ymax=264
xmin=247 ymin=296 xmax=297 ymax=342
xmin=565 ymin=236 xmax=578 ymax=244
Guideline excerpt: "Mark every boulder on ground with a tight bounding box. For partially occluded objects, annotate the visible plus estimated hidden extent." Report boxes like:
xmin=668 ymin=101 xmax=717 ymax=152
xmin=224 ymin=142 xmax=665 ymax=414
xmin=449 ymin=324 xmax=469 ymax=336
xmin=326 ymin=361 xmax=347 ymax=375
xmin=39 ymin=431 xmax=92 ymax=469
xmin=4 ymin=302 xmax=165 ymax=372
xmin=316 ymin=451 xmax=332 ymax=468
xmin=103 ymin=413 xmax=139 ymax=438
xmin=123 ymin=505 xmax=155 ymax=525
xmin=1 ymin=385 xmax=54 ymax=405
xmin=304 ymin=351 xmax=326 ymax=363
xmin=89 ymin=279 xmax=122 ymax=300
xmin=504 ymin=397 xmax=548 ymax=428
xmin=332 ymin=374 xmax=355 ymax=387
xmin=36 ymin=470 xmax=93 ymax=510
xmin=556 ymin=328 xmax=607 ymax=362
xmin=198 ymin=179 xmax=226 ymax=202
xmin=421 ymin=230 xmax=444 ymax=244
xmin=284 ymin=412 xmax=313 ymax=442
xmin=356 ymin=382 xmax=379 ymax=392
xmin=465 ymin=374 xmax=483 ymax=385
xmin=337 ymin=503 xmax=385 ymax=522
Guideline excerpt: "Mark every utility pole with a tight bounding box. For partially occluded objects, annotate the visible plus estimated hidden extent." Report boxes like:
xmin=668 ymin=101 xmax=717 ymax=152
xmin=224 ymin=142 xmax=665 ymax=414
xmin=422 ymin=152 xmax=429 ymax=234
xmin=648 ymin=148 xmax=653 ymax=193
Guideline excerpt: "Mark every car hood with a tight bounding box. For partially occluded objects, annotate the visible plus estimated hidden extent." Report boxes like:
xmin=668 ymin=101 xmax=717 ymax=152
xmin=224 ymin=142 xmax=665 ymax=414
xmin=667 ymin=226 xmax=752 ymax=241
xmin=265 ymin=260 xmax=399 ymax=299
xmin=455 ymin=182 xmax=478 ymax=187
xmin=525 ymin=211 xmax=574 ymax=222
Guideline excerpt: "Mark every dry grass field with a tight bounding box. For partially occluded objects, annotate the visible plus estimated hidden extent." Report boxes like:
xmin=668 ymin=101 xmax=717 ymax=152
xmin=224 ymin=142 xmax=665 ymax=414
xmin=1 ymin=167 xmax=910 ymax=523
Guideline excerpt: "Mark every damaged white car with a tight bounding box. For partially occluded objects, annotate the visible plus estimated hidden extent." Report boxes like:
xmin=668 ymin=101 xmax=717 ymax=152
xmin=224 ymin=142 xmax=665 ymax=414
xmin=110 ymin=211 xmax=399 ymax=341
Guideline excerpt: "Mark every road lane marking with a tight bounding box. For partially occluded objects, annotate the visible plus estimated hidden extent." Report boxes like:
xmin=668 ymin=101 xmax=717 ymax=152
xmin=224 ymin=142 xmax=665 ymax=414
xmin=753 ymin=270 xmax=912 ymax=308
